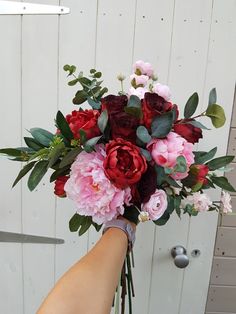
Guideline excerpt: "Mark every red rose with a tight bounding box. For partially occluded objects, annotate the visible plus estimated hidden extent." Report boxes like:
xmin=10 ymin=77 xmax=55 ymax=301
xmin=66 ymin=109 xmax=100 ymax=140
xmin=101 ymin=94 xmax=139 ymax=143
xmin=101 ymin=94 xmax=128 ymax=114
xmin=173 ymin=121 xmax=202 ymax=144
xmin=54 ymin=176 xmax=69 ymax=197
xmin=142 ymin=92 xmax=178 ymax=129
xmin=182 ymin=164 xmax=209 ymax=189
xmin=103 ymin=138 xmax=147 ymax=189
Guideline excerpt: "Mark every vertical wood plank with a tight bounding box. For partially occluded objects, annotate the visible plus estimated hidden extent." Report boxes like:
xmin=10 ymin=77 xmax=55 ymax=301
xmin=0 ymin=7 xmax=23 ymax=314
xmin=55 ymin=0 xmax=99 ymax=280
xmin=180 ymin=1 xmax=236 ymax=313
xmin=21 ymin=1 xmax=59 ymax=312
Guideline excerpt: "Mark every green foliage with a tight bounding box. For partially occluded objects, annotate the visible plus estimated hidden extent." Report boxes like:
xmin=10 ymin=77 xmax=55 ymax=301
xmin=211 ymin=176 xmax=235 ymax=192
xmin=24 ymin=137 xmax=44 ymax=151
xmin=153 ymin=210 xmax=170 ymax=226
xmin=151 ymin=111 xmax=174 ymax=138
xmin=206 ymin=155 xmax=234 ymax=171
xmin=83 ymin=136 xmax=102 ymax=153
xmin=29 ymin=128 xmax=54 ymax=147
xmin=69 ymin=213 xmax=93 ymax=236
xmin=175 ymin=156 xmax=187 ymax=173
xmin=56 ymin=111 xmax=74 ymax=141
xmin=140 ymin=148 xmax=152 ymax=161
xmin=27 ymin=160 xmax=48 ymax=191
xmin=47 ymin=142 xmax=65 ymax=169
xmin=12 ymin=161 xmax=37 ymax=187
xmin=194 ymin=147 xmax=217 ymax=164
xmin=98 ymin=110 xmax=108 ymax=133
xmin=184 ymin=92 xmax=199 ymax=118
xmin=208 ymin=88 xmax=217 ymax=106
xmin=206 ymin=104 xmax=226 ymax=128
xmin=187 ymin=120 xmax=210 ymax=130
xmin=136 ymin=126 xmax=152 ymax=144
xmin=50 ymin=165 xmax=70 ymax=182
xmin=59 ymin=147 xmax=82 ymax=168
xmin=125 ymin=95 xmax=142 ymax=118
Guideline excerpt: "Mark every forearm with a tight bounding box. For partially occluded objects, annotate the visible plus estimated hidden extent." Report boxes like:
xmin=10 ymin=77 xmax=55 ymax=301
xmin=37 ymin=228 xmax=128 ymax=314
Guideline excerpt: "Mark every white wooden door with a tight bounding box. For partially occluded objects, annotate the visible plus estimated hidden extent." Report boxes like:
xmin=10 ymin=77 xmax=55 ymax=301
xmin=0 ymin=1 xmax=236 ymax=313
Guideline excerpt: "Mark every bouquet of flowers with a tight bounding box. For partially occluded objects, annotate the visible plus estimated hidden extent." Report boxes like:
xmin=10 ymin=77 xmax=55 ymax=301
xmin=0 ymin=60 xmax=235 ymax=313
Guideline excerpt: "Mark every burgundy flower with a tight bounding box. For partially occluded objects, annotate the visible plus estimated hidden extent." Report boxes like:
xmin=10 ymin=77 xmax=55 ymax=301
xmin=173 ymin=120 xmax=202 ymax=144
xmin=54 ymin=176 xmax=69 ymax=197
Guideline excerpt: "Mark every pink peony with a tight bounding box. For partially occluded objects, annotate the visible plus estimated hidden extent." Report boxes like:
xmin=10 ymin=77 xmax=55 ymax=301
xmin=133 ymin=60 xmax=154 ymax=77
xmin=181 ymin=192 xmax=212 ymax=212
xmin=130 ymin=74 xmax=149 ymax=87
xmin=141 ymin=189 xmax=168 ymax=220
xmin=129 ymin=86 xmax=148 ymax=99
xmin=221 ymin=191 xmax=232 ymax=213
xmin=152 ymin=83 xmax=172 ymax=101
xmin=64 ymin=146 xmax=131 ymax=225
xmin=147 ymin=132 xmax=194 ymax=180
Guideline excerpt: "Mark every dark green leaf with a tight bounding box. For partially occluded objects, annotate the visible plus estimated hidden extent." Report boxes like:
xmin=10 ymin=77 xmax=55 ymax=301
xmin=175 ymin=207 xmax=181 ymax=218
xmin=127 ymin=95 xmax=141 ymax=108
xmin=50 ymin=165 xmax=70 ymax=182
xmin=98 ymin=110 xmax=108 ymax=133
xmin=92 ymin=222 xmax=103 ymax=232
xmin=194 ymin=147 xmax=217 ymax=164
xmin=166 ymin=195 xmax=175 ymax=214
xmin=47 ymin=142 xmax=65 ymax=169
xmin=208 ymin=88 xmax=217 ymax=106
xmin=84 ymin=136 xmax=102 ymax=153
xmin=155 ymin=165 xmax=166 ymax=186
xmin=63 ymin=64 xmax=76 ymax=76
xmin=94 ymin=71 xmax=102 ymax=78
xmin=73 ymin=90 xmax=87 ymax=105
xmin=206 ymin=104 xmax=226 ymax=128
xmin=24 ymin=137 xmax=44 ymax=151
xmin=151 ymin=111 xmax=173 ymax=138
xmin=29 ymin=128 xmax=54 ymax=147
xmin=59 ymin=147 xmax=82 ymax=168
xmin=206 ymin=155 xmax=234 ymax=171
xmin=12 ymin=161 xmax=37 ymax=187
xmin=79 ymin=129 xmax=87 ymax=144
xmin=56 ymin=111 xmax=74 ymax=141
xmin=0 ymin=148 xmax=23 ymax=157
xmin=153 ymin=210 xmax=170 ymax=226
xmin=124 ymin=106 xmax=142 ymax=118
xmin=175 ymin=156 xmax=187 ymax=173
xmin=69 ymin=213 xmax=86 ymax=232
xmin=90 ymin=68 xmax=96 ymax=74
xmin=211 ymin=176 xmax=236 ymax=192
xmin=136 ymin=126 xmax=152 ymax=143
xmin=68 ymin=78 xmax=79 ymax=86
xmin=27 ymin=160 xmax=48 ymax=191
xmin=140 ymin=148 xmax=152 ymax=162
xmin=78 ymin=217 xmax=92 ymax=236
xmin=98 ymin=87 xmax=108 ymax=99
xmin=187 ymin=120 xmax=210 ymax=130
xmin=165 ymin=176 xmax=182 ymax=188
xmin=184 ymin=92 xmax=199 ymax=118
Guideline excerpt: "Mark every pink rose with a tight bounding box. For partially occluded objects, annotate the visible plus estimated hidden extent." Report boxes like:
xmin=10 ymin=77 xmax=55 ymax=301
xmin=130 ymin=74 xmax=149 ymax=87
xmin=128 ymin=86 xmax=148 ymax=99
xmin=64 ymin=146 xmax=131 ymax=225
xmin=181 ymin=192 xmax=212 ymax=212
xmin=152 ymin=83 xmax=172 ymax=101
xmin=147 ymin=132 xmax=194 ymax=180
xmin=141 ymin=189 xmax=168 ymax=220
xmin=133 ymin=60 xmax=154 ymax=77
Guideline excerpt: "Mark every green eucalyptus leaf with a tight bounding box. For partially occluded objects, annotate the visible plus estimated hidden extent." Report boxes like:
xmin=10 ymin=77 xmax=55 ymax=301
xmin=12 ymin=161 xmax=37 ymax=187
xmin=136 ymin=126 xmax=151 ymax=143
xmin=206 ymin=155 xmax=234 ymax=171
xmin=63 ymin=64 xmax=76 ymax=76
xmin=151 ymin=111 xmax=174 ymax=138
xmin=27 ymin=160 xmax=48 ymax=191
xmin=127 ymin=95 xmax=141 ymax=108
xmin=56 ymin=111 xmax=74 ymax=141
xmin=59 ymin=147 xmax=82 ymax=168
xmin=140 ymin=148 xmax=152 ymax=162
xmin=208 ymin=88 xmax=217 ymax=106
xmin=206 ymin=104 xmax=226 ymax=128
xmin=175 ymin=156 xmax=187 ymax=173
xmin=124 ymin=106 xmax=142 ymax=118
xmin=166 ymin=195 xmax=175 ymax=214
xmin=73 ymin=90 xmax=88 ymax=105
xmin=98 ymin=110 xmax=108 ymax=133
xmin=184 ymin=92 xmax=199 ymax=118
xmin=79 ymin=129 xmax=87 ymax=145
xmin=211 ymin=176 xmax=236 ymax=192
xmin=87 ymin=97 xmax=101 ymax=110
xmin=187 ymin=120 xmax=210 ymax=130
xmin=84 ymin=136 xmax=102 ymax=153
xmin=29 ymin=128 xmax=54 ymax=147
xmin=94 ymin=72 xmax=102 ymax=78
xmin=47 ymin=142 xmax=65 ymax=169
xmin=68 ymin=78 xmax=79 ymax=86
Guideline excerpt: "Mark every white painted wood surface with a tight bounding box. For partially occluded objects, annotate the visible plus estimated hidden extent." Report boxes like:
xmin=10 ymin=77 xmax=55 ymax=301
xmin=0 ymin=1 xmax=236 ymax=313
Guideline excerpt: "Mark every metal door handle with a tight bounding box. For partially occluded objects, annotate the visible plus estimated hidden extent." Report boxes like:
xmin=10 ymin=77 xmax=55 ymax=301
xmin=171 ymin=245 xmax=189 ymax=268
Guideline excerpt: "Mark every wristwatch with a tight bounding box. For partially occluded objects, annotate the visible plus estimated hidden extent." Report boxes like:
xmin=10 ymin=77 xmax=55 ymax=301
xmin=103 ymin=218 xmax=136 ymax=250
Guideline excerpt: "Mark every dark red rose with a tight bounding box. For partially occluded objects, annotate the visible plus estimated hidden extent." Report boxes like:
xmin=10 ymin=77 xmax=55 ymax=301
xmin=101 ymin=94 xmax=128 ymax=114
xmin=131 ymin=165 xmax=157 ymax=205
xmin=142 ymin=92 xmax=178 ymax=129
xmin=66 ymin=109 xmax=100 ymax=140
xmin=173 ymin=121 xmax=202 ymax=144
xmin=103 ymin=138 xmax=147 ymax=189
xmin=54 ymin=176 xmax=69 ymax=197
xmin=109 ymin=112 xmax=139 ymax=143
